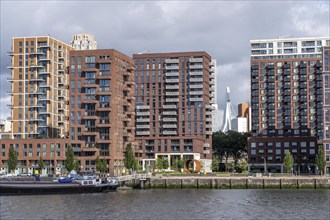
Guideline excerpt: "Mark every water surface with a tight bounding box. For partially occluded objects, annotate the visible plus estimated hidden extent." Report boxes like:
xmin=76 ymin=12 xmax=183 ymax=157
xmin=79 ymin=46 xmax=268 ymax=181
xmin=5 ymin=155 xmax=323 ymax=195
xmin=1 ymin=189 xmax=329 ymax=219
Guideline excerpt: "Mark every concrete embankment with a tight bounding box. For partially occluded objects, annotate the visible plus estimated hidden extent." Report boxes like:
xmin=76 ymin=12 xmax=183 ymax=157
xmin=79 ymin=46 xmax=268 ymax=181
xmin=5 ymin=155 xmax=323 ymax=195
xmin=125 ymin=176 xmax=330 ymax=189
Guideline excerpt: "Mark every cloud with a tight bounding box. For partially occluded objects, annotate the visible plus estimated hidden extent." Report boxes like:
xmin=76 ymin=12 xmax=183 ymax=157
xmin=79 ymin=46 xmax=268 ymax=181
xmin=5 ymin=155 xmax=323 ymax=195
xmin=217 ymin=59 xmax=251 ymax=112
xmin=0 ymin=96 xmax=11 ymax=119
xmin=0 ymin=1 xmax=329 ymax=119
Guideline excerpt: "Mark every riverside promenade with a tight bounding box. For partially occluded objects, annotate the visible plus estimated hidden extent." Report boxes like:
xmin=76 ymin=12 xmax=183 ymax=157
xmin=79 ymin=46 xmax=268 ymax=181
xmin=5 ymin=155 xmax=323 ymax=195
xmin=126 ymin=175 xmax=330 ymax=189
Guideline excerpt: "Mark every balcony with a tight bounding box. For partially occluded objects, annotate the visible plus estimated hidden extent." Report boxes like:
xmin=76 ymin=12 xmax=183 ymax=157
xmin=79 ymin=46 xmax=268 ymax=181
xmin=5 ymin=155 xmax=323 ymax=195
xmin=97 ymin=104 xmax=111 ymax=111
xmin=206 ymin=111 xmax=212 ymax=115
xmin=190 ymin=97 xmax=203 ymax=102
xmin=190 ymin=78 xmax=203 ymax=82
xmin=206 ymin=131 xmax=212 ymax=135
xmin=31 ymin=49 xmax=44 ymax=55
xmin=136 ymin=111 xmax=150 ymax=116
xmin=30 ymin=89 xmax=44 ymax=95
xmin=29 ymin=103 xmax=43 ymax=108
xmin=163 ymin=105 xmax=177 ymax=109
xmin=137 ymin=105 xmax=150 ymax=110
xmin=209 ymin=61 xmax=215 ymax=67
xmin=38 ymin=70 xmax=51 ymax=75
xmin=165 ymin=85 xmax=179 ymax=90
xmin=30 ymin=117 xmax=43 ymax=122
xmin=165 ymin=59 xmax=179 ymax=63
xmin=163 ymin=111 xmax=177 ymax=115
xmin=163 ymin=130 xmax=177 ymax=135
xmin=209 ymin=80 xmax=215 ymax=85
xmin=82 ymin=97 xmax=97 ymax=104
xmin=136 ymin=118 xmax=150 ymax=123
xmin=83 ymin=128 xmax=98 ymax=136
xmin=38 ymin=95 xmax=51 ymax=101
xmin=165 ymin=78 xmax=179 ymax=83
xmin=165 ymin=71 xmax=179 ymax=77
xmin=7 ymin=51 xmax=14 ymax=56
xmin=7 ymin=104 xmax=13 ymax=108
xmin=30 ymin=76 xmax=44 ymax=82
xmin=189 ymin=58 xmax=203 ymax=63
xmin=189 ymin=91 xmax=203 ymax=95
xmin=165 ymin=98 xmax=179 ymax=102
xmin=163 ymin=124 xmax=177 ymax=129
xmin=165 ymin=65 xmax=179 ymax=70
xmin=165 ymin=92 xmax=179 ymax=96
xmin=136 ymin=124 xmax=150 ymax=129
xmin=30 ymin=63 xmax=44 ymax=68
xmin=38 ymin=56 xmax=51 ymax=62
xmin=7 ymin=91 xmax=13 ymax=95
xmin=7 ymin=77 xmax=13 ymax=82
xmin=82 ymin=113 xmax=98 ymax=120
xmin=190 ymin=84 xmax=203 ymax=89
xmin=189 ymin=65 xmax=203 ymax=69
xmin=210 ymin=73 xmax=215 ymax=79
xmin=163 ymin=117 xmax=177 ymax=122
xmin=210 ymin=67 xmax=215 ymax=73
xmin=96 ymin=122 xmax=111 ymax=128
xmin=189 ymin=71 xmax=203 ymax=76
xmin=38 ymin=43 xmax=51 ymax=49
xmin=136 ymin=131 xmax=150 ymax=136
xmin=204 ymin=150 xmax=210 ymax=154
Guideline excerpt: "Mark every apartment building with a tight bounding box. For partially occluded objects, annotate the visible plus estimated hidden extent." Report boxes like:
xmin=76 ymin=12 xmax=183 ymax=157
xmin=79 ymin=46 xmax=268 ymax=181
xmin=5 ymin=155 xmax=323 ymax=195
xmin=322 ymin=46 xmax=330 ymax=174
xmin=69 ymin=49 xmax=135 ymax=176
xmin=133 ymin=52 xmax=215 ymax=172
xmin=70 ymin=33 xmax=97 ymax=50
xmin=6 ymin=36 xmax=72 ymax=139
xmin=248 ymin=37 xmax=330 ymax=173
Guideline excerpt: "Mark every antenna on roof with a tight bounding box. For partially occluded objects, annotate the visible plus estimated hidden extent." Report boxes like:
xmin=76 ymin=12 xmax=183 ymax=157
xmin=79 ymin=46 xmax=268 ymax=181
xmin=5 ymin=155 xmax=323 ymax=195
xmin=137 ymin=50 xmax=150 ymax=54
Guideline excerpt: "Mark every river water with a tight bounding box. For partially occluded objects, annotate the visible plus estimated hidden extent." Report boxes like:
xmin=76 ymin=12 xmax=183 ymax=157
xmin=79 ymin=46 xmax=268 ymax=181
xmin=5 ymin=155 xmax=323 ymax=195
xmin=1 ymin=189 xmax=329 ymax=219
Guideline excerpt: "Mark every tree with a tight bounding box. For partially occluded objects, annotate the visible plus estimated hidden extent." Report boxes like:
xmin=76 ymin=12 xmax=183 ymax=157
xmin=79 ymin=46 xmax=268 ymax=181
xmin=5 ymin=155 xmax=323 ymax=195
xmin=133 ymin=159 xmax=140 ymax=173
xmin=96 ymin=156 xmax=102 ymax=172
xmin=124 ymin=144 xmax=136 ymax=170
xmin=65 ymin=145 xmax=77 ymax=173
xmin=211 ymin=156 xmax=220 ymax=172
xmin=38 ymin=156 xmax=45 ymax=174
xmin=283 ymin=151 xmax=294 ymax=173
xmin=239 ymin=159 xmax=248 ymax=171
xmin=163 ymin=158 xmax=169 ymax=170
xmin=156 ymin=157 xmax=164 ymax=170
xmin=212 ymin=130 xmax=250 ymax=171
xmin=316 ymin=145 xmax=326 ymax=175
xmin=8 ymin=146 xmax=18 ymax=174
xmin=178 ymin=158 xmax=184 ymax=171
xmin=74 ymin=156 xmax=80 ymax=172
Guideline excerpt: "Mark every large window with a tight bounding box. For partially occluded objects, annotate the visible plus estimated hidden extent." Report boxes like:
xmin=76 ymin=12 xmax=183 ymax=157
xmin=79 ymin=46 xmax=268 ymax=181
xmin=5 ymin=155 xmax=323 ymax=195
xmin=85 ymin=56 xmax=95 ymax=63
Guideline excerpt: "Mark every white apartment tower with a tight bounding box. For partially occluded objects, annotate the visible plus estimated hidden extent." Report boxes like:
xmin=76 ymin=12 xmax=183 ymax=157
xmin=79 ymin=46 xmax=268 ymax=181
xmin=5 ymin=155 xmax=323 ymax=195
xmin=70 ymin=34 xmax=97 ymax=50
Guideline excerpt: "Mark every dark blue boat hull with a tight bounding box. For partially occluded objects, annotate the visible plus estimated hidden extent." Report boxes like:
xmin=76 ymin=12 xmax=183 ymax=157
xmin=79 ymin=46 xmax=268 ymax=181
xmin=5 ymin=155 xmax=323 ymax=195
xmin=0 ymin=182 xmax=117 ymax=196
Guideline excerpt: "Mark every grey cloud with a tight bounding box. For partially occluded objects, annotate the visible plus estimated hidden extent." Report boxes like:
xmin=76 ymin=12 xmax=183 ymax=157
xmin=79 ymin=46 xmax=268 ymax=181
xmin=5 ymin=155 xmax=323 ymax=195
xmin=0 ymin=1 xmax=329 ymax=119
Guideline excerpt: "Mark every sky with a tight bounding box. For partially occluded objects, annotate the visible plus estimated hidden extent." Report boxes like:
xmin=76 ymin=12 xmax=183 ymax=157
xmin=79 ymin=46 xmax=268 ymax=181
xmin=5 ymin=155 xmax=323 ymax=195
xmin=0 ymin=0 xmax=329 ymax=119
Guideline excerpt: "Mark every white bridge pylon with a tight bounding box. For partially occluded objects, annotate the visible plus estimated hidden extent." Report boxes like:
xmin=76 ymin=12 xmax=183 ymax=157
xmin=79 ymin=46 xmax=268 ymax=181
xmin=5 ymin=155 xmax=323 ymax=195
xmin=222 ymin=87 xmax=236 ymax=132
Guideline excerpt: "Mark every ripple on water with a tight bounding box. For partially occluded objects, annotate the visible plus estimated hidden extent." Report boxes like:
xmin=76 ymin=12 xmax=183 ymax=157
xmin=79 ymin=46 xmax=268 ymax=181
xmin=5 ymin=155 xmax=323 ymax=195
xmin=1 ymin=189 xmax=329 ymax=220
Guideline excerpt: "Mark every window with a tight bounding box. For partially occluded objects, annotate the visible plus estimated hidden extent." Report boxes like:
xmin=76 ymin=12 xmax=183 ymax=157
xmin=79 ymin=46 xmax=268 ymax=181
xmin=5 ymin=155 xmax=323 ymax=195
xmin=85 ymin=56 xmax=95 ymax=63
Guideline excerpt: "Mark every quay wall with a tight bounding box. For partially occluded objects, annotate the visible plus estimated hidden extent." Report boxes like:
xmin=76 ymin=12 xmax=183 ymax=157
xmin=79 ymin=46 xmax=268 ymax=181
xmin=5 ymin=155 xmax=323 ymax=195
xmin=126 ymin=177 xmax=330 ymax=189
